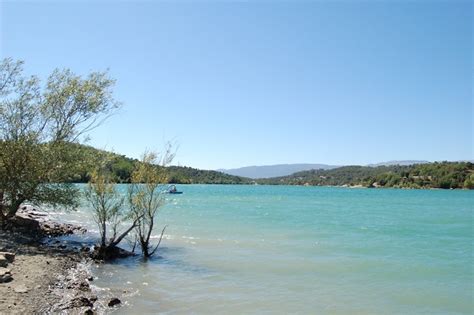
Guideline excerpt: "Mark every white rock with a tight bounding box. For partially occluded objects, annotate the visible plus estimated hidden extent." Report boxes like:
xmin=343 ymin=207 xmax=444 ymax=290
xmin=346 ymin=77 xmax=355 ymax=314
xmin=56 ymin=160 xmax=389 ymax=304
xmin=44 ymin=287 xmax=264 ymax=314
xmin=14 ymin=284 xmax=28 ymax=293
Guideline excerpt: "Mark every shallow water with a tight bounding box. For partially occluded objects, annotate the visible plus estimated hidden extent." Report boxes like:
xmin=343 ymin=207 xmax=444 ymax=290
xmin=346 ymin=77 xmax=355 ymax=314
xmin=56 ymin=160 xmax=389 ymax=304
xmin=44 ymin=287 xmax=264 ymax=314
xmin=55 ymin=185 xmax=473 ymax=314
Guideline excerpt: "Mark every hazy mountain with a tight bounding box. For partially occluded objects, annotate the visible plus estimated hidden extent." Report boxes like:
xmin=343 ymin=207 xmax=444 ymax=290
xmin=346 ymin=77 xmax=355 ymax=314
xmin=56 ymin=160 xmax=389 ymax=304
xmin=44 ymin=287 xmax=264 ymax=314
xmin=217 ymin=164 xmax=338 ymax=179
xmin=367 ymin=160 xmax=429 ymax=167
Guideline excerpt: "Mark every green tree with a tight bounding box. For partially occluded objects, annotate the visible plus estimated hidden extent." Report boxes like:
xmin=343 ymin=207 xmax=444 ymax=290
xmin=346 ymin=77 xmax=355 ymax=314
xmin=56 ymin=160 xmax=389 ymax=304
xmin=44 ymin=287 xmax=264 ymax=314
xmin=129 ymin=147 xmax=174 ymax=258
xmin=463 ymin=174 xmax=474 ymax=189
xmin=0 ymin=58 xmax=119 ymax=222
xmin=85 ymin=170 xmax=142 ymax=260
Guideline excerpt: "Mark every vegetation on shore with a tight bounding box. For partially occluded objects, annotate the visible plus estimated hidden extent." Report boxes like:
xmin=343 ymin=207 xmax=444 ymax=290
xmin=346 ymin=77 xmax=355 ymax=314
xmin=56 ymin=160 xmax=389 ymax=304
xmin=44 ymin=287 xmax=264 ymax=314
xmin=63 ymin=142 xmax=474 ymax=189
xmin=257 ymin=162 xmax=474 ymax=189
xmin=85 ymin=148 xmax=175 ymax=260
xmin=32 ymin=142 xmax=474 ymax=190
xmin=64 ymin=142 xmax=250 ymax=185
xmin=0 ymin=58 xmax=172 ymax=261
xmin=0 ymin=58 xmax=119 ymax=222
xmin=60 ymin=143 xmax=473 ymax=189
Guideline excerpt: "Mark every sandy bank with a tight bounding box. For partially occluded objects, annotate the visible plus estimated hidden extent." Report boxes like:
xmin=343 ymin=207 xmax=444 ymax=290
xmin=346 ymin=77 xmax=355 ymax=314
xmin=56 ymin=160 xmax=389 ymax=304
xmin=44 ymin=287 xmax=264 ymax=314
xmin=0 ymin=208 xmax=109 ymax=314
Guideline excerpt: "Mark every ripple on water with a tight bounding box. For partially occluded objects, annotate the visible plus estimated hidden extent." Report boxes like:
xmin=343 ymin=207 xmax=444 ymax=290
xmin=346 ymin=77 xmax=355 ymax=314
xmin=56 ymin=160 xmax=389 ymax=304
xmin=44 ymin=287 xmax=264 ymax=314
xmin=67 ymin=185 xmax=473 ymax=314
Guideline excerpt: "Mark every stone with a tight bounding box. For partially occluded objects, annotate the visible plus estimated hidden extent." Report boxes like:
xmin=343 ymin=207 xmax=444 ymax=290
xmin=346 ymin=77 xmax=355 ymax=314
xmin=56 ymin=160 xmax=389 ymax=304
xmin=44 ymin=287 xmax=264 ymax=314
xmin=40 ymin=221 xmax=86 ymax=236
xmin=0 ymin=255 xmax=7 ymax=267
xmin=13 ymin=284 xmax=28 ymax=293
xmin=84 ymin=309 xmax=94 ymax=315
xmin=108 ymin=298 xmax=121 ymax=307
xmin=11 ymin=215 xmax=41 ymax=230
xmin=0 ymin=274 xmax=13 ymax=283
xmin=0 ymin=267 xmax=12 ymax=283
xmin=67 ymin=281 xmax=89 ymax=291
xmin=63 ymin=297 xmax=93 ymax=309
xmin=0 ymin=252 xmax=15 ymax=263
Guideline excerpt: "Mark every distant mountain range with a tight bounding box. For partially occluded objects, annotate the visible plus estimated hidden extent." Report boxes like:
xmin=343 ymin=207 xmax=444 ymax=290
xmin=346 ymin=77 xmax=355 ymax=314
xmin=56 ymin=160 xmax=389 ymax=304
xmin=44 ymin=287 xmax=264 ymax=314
xmin=218 ymin=161 xmax=431 ymax=179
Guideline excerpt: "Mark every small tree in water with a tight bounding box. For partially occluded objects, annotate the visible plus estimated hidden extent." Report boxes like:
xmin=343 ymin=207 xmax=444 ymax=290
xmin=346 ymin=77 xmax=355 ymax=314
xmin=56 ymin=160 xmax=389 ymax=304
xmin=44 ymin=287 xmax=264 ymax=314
xmin=129 ymin=146 xmax=174 ymax=258
xmin=85 ymin=170 xmax=142 ymax=260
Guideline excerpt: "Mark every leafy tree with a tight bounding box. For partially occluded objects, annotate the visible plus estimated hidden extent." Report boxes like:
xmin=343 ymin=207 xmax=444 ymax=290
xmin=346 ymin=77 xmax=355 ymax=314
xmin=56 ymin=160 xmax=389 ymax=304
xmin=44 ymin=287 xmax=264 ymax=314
xmin=463 ymin=174 xmax=474 ymax=189
xmin=85 ymin=170 xmax=142 ymax=260
xmin=0 ymin=58 xmax=119 ymax=222
xmin=111 ymin=156 xmax=134 ymax=183
xmin=128 ymin=147 xmax=174 ymax=258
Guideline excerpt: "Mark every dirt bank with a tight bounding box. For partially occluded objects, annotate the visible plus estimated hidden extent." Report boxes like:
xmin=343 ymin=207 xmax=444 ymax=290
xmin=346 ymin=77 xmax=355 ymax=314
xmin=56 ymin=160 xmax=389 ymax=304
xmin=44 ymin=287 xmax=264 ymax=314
xmin=0 ymin=208 xmax=105 ymax=314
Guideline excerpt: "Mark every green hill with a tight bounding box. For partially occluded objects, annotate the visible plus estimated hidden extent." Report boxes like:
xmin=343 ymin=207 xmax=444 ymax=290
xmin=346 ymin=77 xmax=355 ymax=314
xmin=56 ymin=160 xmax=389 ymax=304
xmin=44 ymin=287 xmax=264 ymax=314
xmin=257 ymin=162 xmax=474 ymax=189
xmin=64 ymin=144 xmax=473 ymax=189
xmin=66 ymin=143 xmax=251 ymax=184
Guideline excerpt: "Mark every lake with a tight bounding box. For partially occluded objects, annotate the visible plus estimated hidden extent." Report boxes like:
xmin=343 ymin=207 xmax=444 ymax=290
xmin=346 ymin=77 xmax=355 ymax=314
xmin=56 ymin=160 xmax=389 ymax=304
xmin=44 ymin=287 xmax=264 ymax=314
xmin=55 ymin=185 xmax=473 ymax=314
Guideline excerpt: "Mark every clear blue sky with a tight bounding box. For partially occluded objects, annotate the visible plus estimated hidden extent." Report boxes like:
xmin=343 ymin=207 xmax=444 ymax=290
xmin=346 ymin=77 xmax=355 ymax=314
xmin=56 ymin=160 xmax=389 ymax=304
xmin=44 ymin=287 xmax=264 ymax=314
xmin=1 ymin=0 xmax=472 ymax=169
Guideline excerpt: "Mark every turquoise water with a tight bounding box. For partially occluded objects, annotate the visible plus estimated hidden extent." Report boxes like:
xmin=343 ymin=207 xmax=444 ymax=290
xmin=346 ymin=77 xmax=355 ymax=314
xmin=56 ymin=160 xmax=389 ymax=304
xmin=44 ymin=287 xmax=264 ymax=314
xmin=59 ymin=185 xmax=473 ymax=314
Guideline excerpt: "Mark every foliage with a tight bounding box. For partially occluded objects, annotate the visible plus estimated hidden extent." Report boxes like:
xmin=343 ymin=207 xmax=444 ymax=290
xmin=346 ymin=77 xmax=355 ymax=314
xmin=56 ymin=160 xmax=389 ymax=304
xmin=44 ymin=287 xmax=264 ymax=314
xmin=64 ymin=143 xmax=250 ymax=185
xmin=257 ymin=162 xmax=474 ymax=189
xmin=463 ymin=174 xmax=474 ymax=189
xmin=85 ymin=171 xmax=125 ymax=247
xmin=166 ymin=166 xmax=250 ymax=184
xmin=128 ymin=148 xmax=174 ymax=258
xmin=48 ymin=141 xmax=473 ymax=190
xmin=85 ymin=169 xmax=142 ymax=260
xmin=0 ymin=58 xmax=119 ymax=221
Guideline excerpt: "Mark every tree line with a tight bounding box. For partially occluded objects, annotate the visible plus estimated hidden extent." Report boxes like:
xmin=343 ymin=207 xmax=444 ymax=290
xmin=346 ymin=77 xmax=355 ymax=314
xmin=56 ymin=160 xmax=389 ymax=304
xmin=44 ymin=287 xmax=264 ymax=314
xmin=56 ymin=143 xmax=474 ymax=189
xmin=257 ymin=162 xmax=474 ymax=189
xmin=63 ymin=142 xmax=249 ymax=185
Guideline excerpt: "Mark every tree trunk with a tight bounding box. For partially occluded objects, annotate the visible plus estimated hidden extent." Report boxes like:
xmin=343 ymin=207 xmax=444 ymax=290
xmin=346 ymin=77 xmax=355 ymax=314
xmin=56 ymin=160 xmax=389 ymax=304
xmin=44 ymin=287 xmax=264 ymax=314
xmin=0 ymin=191 xmax=7 ymax=224
xmin=101 ymin=221 xmax=107 ymax=247
xmin=110 ymin=219 xmax=138 ymax=248
xmin=0 ymin=209 xmax=6 ymax=226
xmin=140 ymin=238 xmax=149 ymax=257
xmin=6 ymin=197 xmax=24 ymax=219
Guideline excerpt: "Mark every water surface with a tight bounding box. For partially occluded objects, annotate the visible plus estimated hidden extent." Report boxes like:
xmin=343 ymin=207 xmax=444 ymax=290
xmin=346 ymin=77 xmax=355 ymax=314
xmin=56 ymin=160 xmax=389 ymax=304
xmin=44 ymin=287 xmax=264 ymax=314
xmin=57 ymin=185 xmax=473 ymax=314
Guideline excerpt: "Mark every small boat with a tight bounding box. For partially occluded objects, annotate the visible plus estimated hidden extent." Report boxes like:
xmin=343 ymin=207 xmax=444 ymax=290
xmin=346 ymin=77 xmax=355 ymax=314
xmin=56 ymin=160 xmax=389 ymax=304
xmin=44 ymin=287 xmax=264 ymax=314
xmin=168 ymin=185 xmax=183 ymax=194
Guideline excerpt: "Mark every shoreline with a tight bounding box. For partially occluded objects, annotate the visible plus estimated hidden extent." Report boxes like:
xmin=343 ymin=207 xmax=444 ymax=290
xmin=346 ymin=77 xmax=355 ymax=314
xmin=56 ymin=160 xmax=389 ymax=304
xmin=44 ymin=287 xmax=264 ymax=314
xmin=0 ymin=208 xmax=116 ymax=314
xmin=253 ymin=183 xmax=471 ymax=190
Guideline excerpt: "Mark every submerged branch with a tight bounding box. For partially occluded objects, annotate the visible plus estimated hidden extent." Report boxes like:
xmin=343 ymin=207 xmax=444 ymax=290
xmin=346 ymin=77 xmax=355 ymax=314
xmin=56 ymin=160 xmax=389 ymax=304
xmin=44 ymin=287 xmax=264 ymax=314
xmin=149 ymin=225 xmax=167 ymax=257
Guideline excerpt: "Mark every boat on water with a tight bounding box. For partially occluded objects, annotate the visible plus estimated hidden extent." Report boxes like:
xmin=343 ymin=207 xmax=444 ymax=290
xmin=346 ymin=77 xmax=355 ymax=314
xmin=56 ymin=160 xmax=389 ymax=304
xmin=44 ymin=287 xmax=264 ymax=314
xmin=168 ymin=185 xmax=183 ymax=194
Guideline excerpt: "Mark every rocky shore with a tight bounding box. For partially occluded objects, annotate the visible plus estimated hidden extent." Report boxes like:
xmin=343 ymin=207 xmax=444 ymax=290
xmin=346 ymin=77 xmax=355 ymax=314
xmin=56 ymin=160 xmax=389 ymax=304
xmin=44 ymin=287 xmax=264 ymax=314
xmin=0 ymin=207 xmax=121 ymax=314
